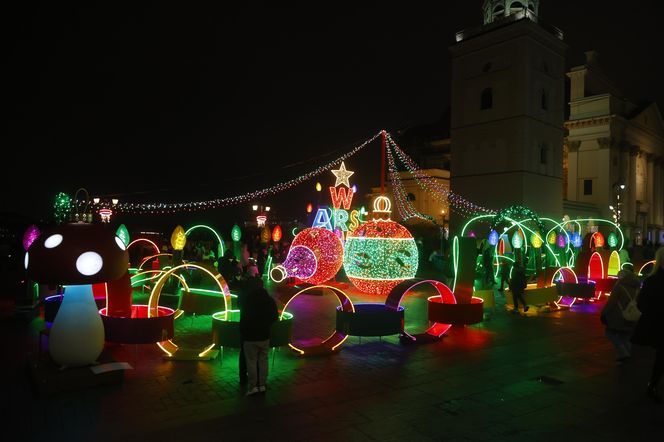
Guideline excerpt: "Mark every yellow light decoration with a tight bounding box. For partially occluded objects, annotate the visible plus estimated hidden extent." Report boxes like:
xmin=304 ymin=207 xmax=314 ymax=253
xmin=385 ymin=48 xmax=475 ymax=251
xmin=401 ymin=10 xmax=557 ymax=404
xmin=170 ymin=225 xmax=187 ymax=251
xmin=530 ymin=232 xmax=543 ymax=249
xmin=331 ymin=161 xmax=354 ymax=188
xmin=372 ymin=195 xmax=392 ymax=220
xmin=547 ymin=231 xmax=557 ymax=245
xmin=316 ymin=182 xmax=322 ymax=192
xmin=261 ymin=226 xmax=271 ymax=244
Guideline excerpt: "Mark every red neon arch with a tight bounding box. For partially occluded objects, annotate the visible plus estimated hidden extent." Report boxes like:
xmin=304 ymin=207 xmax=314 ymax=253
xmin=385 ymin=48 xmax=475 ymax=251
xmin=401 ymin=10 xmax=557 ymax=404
xmin=588 ymin=252 xmax=604 ymax=280
xmin=385 ymin=279 xmax=457 ymax=340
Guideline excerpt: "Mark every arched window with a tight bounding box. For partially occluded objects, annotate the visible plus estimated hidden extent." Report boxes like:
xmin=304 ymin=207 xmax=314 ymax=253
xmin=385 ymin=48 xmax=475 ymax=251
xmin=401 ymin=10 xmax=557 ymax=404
xmin=540 ymin=89 xmax=549 ymax=110
xmin=481 ymin=87 xmax=493 ymax=110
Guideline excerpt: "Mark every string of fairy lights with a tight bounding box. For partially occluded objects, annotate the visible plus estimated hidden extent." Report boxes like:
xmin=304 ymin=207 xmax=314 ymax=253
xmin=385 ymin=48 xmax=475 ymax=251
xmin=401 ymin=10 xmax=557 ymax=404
xmin=72 ymin=132 xmax=383 ymax=215
xmin=67 ymin=130 xmax=493 ymax=218
xmin=385 ymin=133 xmax=495 ymax=217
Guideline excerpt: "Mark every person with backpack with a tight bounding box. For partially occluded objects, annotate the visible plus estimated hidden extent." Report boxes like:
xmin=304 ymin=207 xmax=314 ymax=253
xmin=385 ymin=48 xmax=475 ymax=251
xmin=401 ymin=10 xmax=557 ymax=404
xmin=631 ymin=246 xmax=664 ymax=403
xmin=600 ymin=269 xmax=641 ymax=363
xmin=508 ymin=262 xmax=528 ymax=314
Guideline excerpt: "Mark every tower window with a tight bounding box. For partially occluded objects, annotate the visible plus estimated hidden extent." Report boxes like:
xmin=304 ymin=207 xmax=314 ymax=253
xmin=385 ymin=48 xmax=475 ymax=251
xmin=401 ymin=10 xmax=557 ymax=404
xmin=583 ymin=179 xmax=593 ymax=195
xmin=540 ymin=142 xmax=548 ymax=164
xmin=540 ymin=89 xmax=549 ymax=110
xmin=481 ymin=87 xmax=493 ymax=110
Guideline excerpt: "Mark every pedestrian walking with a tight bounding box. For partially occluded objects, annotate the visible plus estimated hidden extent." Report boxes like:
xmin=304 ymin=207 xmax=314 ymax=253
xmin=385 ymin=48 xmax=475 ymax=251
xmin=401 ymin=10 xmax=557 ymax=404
xmin=631 ymin=246 xmax=664 ymax=403
xmin=508 ymin=262 xmax=528 ymax=313
xmin=600 ymin=269 xmax=640 ymax=362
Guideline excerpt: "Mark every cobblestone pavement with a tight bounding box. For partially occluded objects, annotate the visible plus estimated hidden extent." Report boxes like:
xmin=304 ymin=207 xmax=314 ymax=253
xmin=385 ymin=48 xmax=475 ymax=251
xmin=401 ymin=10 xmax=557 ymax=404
xmin=2 ymin=282 xmax=663 ymax=441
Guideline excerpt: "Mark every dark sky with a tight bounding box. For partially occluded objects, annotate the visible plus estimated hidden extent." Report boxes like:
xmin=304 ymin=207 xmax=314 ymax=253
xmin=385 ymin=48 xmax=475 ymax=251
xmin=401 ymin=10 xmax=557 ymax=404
xmin=5 ymin=1 xmax=664 ymax=229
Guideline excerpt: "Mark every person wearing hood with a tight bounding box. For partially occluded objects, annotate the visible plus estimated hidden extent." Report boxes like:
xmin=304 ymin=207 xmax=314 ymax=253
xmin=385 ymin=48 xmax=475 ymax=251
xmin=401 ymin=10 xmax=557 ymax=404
xmin=631 ymin=247 xmax=664 ymax=403
xmin=601 ymin=268 xmax=641 ymax=363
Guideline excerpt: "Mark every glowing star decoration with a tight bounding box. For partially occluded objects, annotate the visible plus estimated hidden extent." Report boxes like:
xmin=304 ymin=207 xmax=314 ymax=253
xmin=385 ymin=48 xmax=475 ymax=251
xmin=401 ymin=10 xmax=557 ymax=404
xmin=511 ymin=231 xmax=523 ymax=249
xmin=170 ymin=225 xmax=187 ymax=251
xmin=547 ymin=231 xmax=557 ymax=245
xmin=23 ymin=225 xmax=41 ymax=251
xmin=231 ymin=224 xmax=242 ymax=242
xmin=312 ymin=208 xmax=333 ymax=230
xmin=116 ymin=224 xmax=130 ymax=248
xmin=331 ymin=161 xmax=354 ymax=188
xmin=557 ymin=233 xmax=566 ymax=248
xmin=607 ymin=232 xmax=618 ymax=248
xmin=271 ymin=228 xmax=344 ymax=284
xmin=343 ymin=219 xmax=419 ymax=296
xmin=488 ymin=230 xmax=499 ymax=246
xmin=272 ymin=225 xmax=282 ymax=243
xmin=530 ymin=232 xmax=543 ymax=249
xmin=572 ymin=232 xmax=582 ymax=248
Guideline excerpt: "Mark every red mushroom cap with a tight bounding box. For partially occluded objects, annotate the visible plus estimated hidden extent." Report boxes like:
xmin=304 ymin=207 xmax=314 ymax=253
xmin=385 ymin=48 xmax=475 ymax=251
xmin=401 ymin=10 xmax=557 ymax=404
xmin=26 ymin=223 xmax=129 ymax=285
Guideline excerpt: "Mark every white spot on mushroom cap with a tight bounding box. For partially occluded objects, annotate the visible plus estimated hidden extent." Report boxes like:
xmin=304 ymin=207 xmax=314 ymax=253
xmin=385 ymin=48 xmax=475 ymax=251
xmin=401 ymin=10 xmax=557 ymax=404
xmin=76 ymin=251 xmax=103 ymax=276
xmin=44 ymin=234 xmax=63 ymax=249
xmin=24 ymin=252 xmax=29 ymax=270
xmin=115 ymin=236 xmax=126 ymax=251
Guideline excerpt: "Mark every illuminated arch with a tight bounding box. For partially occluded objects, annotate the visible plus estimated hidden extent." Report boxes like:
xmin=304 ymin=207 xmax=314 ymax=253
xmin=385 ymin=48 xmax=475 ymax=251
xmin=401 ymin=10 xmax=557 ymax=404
xmin=281 ymin=285 xmax=354 ymax=356
xmin=607 ymin=251 xmax=621 ymax=276
xmin=638 ymin=260 xmax=656 ymax=276
xmin=385 ymin=279 xmax=457 ymax=339
xmin=588 ymin=252 xmax=605 ymax=281
xmin=148 ymin=264 xmax=230 ymax=359
xmin=185 ymin=224 xmax=225 ymax=257
xmin=138 ymin=253 xmax=173 ymax=271
xmin=552 ymin=267 xmax=579 ymax=307
xmin=127 ymin=238 xmax=161 ymax=255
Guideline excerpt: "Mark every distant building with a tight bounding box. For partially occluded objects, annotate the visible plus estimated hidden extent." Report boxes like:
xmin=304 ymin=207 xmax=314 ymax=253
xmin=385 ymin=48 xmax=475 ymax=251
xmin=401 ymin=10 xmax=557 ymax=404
xmin=564 ymin=52 xmax=664 ymax=245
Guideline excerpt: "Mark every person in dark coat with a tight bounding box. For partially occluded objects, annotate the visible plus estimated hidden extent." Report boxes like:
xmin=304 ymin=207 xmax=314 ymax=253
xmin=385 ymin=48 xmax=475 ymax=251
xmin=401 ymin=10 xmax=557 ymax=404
xmin=601 ymin=269 xmax=640 ymax=362
xmin=508 ymin=262 xmax=528 ymax=313
xmin=240 ymin=277 xmax=278 ymax=396
xmin=631 ymin=247 xmax=664 ymax=403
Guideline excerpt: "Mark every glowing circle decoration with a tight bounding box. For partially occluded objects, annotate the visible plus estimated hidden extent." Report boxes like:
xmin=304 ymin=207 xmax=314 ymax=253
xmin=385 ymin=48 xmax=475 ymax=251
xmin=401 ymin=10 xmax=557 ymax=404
xmin=272 ymin=228 xmax=343 ymax=284
xmin=343 ymin=219 xmax=419 ymax=295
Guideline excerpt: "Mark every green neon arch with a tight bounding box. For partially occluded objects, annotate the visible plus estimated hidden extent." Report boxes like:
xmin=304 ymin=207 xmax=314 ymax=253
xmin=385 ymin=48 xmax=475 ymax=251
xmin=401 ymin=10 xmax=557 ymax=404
xmin=185 ymin=224 xmax=225 ymax=257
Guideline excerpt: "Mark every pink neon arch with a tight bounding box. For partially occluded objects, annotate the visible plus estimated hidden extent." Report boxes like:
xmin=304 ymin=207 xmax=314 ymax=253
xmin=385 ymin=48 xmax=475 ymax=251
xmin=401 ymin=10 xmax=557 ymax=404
xmin=128 ymin=238 xmax=161 ymax=255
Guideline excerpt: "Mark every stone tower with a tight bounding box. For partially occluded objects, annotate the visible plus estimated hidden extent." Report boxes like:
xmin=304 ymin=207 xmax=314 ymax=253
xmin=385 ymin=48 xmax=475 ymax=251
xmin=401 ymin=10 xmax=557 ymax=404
xmin=450 ymin=0 xmax=567 ymax=219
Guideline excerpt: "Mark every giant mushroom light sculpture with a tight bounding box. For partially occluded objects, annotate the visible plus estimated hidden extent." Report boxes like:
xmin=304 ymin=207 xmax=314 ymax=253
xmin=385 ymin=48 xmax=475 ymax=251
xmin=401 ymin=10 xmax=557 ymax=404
xmin=25 ymin=223 xmax=128 ymax=367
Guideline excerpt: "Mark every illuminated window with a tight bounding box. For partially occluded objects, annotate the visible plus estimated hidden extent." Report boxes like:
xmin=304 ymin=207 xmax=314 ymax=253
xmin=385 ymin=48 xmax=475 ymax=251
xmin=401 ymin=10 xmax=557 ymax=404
xmin=481 ymin=87 xmax=493 ymax=110
xmin=583 ymin=179 xmax=593 ymax=195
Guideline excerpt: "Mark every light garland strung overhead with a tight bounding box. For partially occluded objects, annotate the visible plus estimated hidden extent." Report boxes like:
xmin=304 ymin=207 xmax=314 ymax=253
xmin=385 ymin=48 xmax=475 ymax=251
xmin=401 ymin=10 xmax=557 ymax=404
xmin=72 ymin=132 xmax=382 ymax=215
xmin=386 ymin=133 xmax=495 ymax=218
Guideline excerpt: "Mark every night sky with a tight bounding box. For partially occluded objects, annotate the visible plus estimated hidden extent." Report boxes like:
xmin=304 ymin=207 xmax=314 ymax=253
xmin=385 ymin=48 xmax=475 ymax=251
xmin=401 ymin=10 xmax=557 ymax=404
xmin=5 ymin=1 xmax=664 ymax=229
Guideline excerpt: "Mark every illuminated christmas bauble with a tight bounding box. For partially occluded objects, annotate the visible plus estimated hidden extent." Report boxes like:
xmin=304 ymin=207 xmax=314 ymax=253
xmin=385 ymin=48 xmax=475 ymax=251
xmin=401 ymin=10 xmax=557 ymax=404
xmin=607 ymin=232 xmax=618 ymax=248
xmin=343 ymin=219 xmax=419 ymax=295
xmin=279 ymin=228 xmax=344 ymax=284
xmin=488 ymin=230 xmax=499 ymax=246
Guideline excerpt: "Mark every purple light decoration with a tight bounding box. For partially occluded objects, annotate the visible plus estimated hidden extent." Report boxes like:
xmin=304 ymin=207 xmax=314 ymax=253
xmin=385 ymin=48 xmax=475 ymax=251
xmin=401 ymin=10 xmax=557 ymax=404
xmin=488 ymin=229 xmax=499 ymax=246
xmin=23 ymin=225 xmax=41 ymax=251
xmin=352 ymin=184 xmax=357 ymax=193
xmin=468 ymin=231 xmax=476 ymax=238
xmin=557 ymin=233 xmax=566 ymax=248
xmin=281 ymin=245 xmax=317 ymax=280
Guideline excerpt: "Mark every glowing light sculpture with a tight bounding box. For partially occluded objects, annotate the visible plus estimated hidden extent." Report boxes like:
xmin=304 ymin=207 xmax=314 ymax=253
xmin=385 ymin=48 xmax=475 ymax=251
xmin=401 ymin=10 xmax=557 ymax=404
xmin=488 ymin=230 xmax=499 ymax=246
xmin=343 ymin=218 xmax=418 ymax=295
xmin=271 ymin=228 xmax=344 ymax=284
